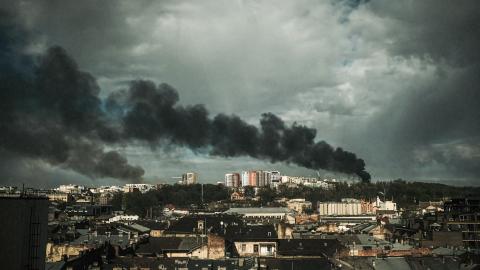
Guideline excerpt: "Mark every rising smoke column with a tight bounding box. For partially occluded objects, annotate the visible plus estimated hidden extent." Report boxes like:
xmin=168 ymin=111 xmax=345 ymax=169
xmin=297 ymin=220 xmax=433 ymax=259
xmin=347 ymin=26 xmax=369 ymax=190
xmin=114 ymin=81 xmax=371 ymax=182
xmin=0 ymin=45 xmax=144 ymax=182
xmin=0 ymin=23 xmax=370 ymax=183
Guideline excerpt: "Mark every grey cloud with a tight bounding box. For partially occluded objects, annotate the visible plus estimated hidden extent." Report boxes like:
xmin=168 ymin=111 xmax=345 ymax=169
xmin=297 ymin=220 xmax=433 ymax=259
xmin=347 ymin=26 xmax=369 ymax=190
xmin=369 ymin=1 xmax=480 ymax=67
xmin=0 ymin=151 xmax=94 ymax=188
xmin=2 ymin=0 xmax=480 ymax=185
xmin=5 ymin=0 xmax=347 ymax=113
xmin=314 ymin=102 xmax=353 ymax=116
xmin=357 ymin=1 xmax=480 ymax=181
xmin=1 ymin=5 xmax=372 ymax=185
xmin=412 ymin=140 xmax=480 ymax=180
xmin=0 ymin=41 xmax=145 ymax=183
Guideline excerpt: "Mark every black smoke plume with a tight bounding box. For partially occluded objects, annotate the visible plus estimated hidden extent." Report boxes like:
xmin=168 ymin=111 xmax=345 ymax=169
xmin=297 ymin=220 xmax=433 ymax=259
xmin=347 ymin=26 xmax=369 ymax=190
xmin=110 ymin=81 xmax=371 ymax=182
xmin=0 ymin=45 xmax=144 ymax=182
xmin=1 ymin=42 xmax=370 ymax=183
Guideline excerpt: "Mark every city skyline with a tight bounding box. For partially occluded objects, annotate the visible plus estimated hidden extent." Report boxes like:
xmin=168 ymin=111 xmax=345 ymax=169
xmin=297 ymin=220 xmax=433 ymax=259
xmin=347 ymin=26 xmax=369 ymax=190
xmin=1 ymin=1 xmax=480 ymax=188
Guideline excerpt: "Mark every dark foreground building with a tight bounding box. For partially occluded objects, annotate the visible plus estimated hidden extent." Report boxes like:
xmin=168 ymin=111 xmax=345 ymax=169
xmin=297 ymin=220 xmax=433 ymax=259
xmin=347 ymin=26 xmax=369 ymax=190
xmin=0 ymin=194 xmax=49 ymax=270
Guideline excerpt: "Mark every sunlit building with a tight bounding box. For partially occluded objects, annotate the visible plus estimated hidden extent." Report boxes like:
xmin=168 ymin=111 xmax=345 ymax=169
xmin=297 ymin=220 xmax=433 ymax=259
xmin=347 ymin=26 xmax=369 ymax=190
xmin=225 ymin=173 xmax=241 ymax=188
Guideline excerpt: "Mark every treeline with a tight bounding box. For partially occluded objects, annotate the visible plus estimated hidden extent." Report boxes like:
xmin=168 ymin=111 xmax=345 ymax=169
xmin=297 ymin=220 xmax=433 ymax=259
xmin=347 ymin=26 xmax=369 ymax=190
xmin=111 ymin=184 xmax=229 ymax=216
xmin=112 ymin=180 xmax=480 ymax=216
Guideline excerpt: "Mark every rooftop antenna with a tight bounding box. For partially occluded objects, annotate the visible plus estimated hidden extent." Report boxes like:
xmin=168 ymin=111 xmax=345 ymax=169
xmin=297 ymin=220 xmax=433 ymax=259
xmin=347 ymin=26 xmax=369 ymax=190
xmin=201 ymin=183 xmax=204 ymax=206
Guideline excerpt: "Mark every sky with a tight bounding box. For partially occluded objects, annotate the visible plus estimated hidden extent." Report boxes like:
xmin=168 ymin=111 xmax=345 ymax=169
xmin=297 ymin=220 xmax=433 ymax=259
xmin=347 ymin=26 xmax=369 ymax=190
xmin=1 ymin=0 xmax=479 ymax=187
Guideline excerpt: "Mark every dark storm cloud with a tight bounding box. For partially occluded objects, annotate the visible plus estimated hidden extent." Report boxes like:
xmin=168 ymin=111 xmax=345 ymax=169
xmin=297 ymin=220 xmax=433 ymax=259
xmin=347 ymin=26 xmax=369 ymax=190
xmin=0 ymin=45 xmax=371 ymax=183
xmin=370 ymin=1 xmax=480 ymax=67
xmin=363 ymin=1 xmax=480 ymax=179
xmin=3 ymin=0 xmax=480 ymax=184
xmin=0 ymin=5 xmax=371 ymax=183
xmin=0 ymin=37 xmax=144 ymax=181
xmin=12 ymin=0 xmax=143 ymax=75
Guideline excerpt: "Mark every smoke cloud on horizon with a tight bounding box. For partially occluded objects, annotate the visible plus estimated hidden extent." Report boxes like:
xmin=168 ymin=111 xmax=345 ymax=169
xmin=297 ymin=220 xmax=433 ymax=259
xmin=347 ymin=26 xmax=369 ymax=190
xmin=0 ymin=45 xmax=371 ymax=183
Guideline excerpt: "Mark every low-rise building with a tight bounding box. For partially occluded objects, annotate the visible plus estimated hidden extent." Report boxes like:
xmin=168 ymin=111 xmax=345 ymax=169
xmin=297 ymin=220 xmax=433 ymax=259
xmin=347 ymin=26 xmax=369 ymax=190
xmin=57 ymin=184 xmax=85 ymax=194
xmin=123 ymin=184 xmax=156 ymax=193
xmin=230 ymin=191 xmax=245 ymax=201
xmin=286 ymin=198 xmax=312 ymax=214
xmin=47 ymin=192 xmax=71 ymax=202
xmin=228 ymin=225 xmax=278 ymax=257
xmin=224 ymin=207 xmax=293 ymax=222
xmin=66 ymin=205 xmax=113 ymax=218
xmin=98 ymin=193 xmax=113 ymax=205
xmin=181 ymin=172 xmax=198 ymax=185
xmin=318 ymin=199 xmax=373 ymax=216
xmin=135 ymin=236 xmax=208 ymax=258
xmin=107 ymin=214 xmax=139 ymax=223
xmin=135 ymin=221 xmax=169 ymax=237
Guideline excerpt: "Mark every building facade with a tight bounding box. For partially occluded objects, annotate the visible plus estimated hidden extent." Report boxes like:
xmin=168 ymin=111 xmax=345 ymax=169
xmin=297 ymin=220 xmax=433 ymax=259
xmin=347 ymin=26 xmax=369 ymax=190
xmin=182 ymin=172 xmax=198 ymax=185
xmin=225 ymin=173 xmax=241 ymax=188
xmin=0 ymin=195 xmax=49 ymax=270
xmin=318 ymin=199 xmax=374 ymax=216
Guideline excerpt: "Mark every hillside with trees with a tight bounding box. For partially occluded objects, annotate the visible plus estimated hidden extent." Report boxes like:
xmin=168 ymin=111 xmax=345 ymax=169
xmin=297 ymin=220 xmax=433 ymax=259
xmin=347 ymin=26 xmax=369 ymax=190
xmin=112 ymin=180 xmax=480 ymax=217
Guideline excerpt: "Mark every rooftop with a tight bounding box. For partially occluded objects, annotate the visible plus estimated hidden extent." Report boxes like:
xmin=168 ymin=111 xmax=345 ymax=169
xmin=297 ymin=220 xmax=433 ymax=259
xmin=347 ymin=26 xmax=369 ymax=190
xmin=277 ymin=239 xmax=343 ymax=257
xmin=226 ymin=224 xmax=278 ymax=240
xmin=224 ymin=207 xmax=291 ymax=214
xmin=135 ymin=237 xmax=206 ymax=255
xmin=165 ymin=214 xmax=242 ymax=235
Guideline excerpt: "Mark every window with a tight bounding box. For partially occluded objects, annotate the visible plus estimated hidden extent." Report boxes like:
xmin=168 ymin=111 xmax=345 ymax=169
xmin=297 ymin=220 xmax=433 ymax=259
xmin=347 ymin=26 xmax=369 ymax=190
xmin=241 ymin=244 xmax=246 ymax=252
xmin=254 ymin=244 xmax=259 ymax=253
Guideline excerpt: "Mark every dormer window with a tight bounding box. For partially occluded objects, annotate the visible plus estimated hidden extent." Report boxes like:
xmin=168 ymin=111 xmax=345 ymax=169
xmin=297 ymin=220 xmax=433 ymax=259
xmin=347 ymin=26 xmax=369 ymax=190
xmin=197 ymin=220 xmax=205 ymax=232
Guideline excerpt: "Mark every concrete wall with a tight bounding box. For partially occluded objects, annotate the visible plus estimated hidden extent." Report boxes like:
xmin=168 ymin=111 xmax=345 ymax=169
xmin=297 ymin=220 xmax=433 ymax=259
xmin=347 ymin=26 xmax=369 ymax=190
xmin=319 ymin=202 xmax=364 ymax=216
xmin=422 ymin=231 xmax=463 ymax=248
xmin=234 ymin=241 xmax=277 ymax=257
xmin=207 ymin=234 xmax=225 ymax=259
xmin=46 ymin=243 xmax=90 ymax=262
xmin=0 ymin=197 xmax=49 ymax=270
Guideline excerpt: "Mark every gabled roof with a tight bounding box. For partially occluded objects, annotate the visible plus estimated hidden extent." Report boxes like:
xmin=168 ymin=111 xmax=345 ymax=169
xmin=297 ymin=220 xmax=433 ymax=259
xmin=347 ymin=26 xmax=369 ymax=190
xmin=135 ymin=220 xmax=169 ymax=230
xmin=361 ymin=224 xmax=377 ymax=233
xmin=104 ymin=257 xmax=255 ymax=270
xmin=165 ymin=214 xmax=242 ymax=235
xmin=104 ymin=257 xmax=183 ymax=269
xmin=125 ymin=223 xmax=150 ymax=234
xmin=226 ymin=224 xmax=278 ymax=240
xmin=70 ymin=234 xmax=130 ymax=249
xmin=260 ymin=258 xmax=332 ymax=270
xmin=355 ymin=234 xmax=389 ymax=246
xmin=135 ymin=237 xmax=206 ymax=255
xmin=45 ymin=261 xmax=65 ymax=270
xmin=277 ymin=239 xmax=342 ymax=257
